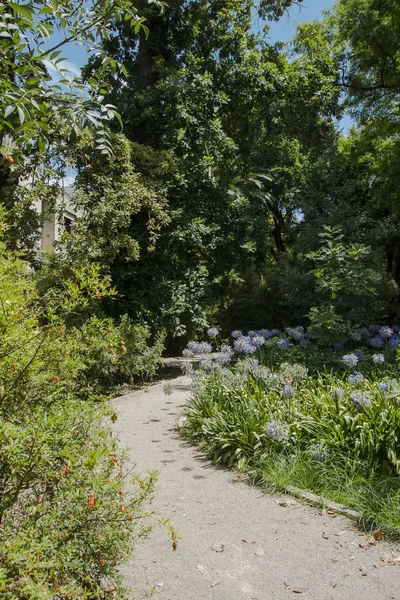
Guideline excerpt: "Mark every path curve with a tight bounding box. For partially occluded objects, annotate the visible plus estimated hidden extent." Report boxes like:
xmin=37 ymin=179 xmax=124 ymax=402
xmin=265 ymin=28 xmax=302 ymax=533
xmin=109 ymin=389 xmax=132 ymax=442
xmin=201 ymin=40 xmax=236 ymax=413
xmin=113 ymin=376 xmax=400 ymax=600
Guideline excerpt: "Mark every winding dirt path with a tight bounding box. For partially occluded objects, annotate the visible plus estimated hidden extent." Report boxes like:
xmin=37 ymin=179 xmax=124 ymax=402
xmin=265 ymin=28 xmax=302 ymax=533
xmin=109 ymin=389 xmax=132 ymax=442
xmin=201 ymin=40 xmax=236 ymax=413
xmin=113 ymin=376 xmax=400 ymax=600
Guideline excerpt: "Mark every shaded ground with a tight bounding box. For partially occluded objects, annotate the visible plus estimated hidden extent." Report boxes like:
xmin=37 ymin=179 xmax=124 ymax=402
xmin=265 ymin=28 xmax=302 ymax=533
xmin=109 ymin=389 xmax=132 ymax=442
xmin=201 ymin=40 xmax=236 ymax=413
xmin=112 ymin=376 xmax=400 ymax=600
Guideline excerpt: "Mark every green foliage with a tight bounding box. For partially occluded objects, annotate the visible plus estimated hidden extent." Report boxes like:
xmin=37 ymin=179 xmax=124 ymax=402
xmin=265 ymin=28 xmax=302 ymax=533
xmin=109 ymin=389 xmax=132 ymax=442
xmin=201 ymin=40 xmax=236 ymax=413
xmin=77 ymin=314 xmax=165 ymax=387
xmin=62 ymin=133 xmax=170 ymax=264
xmin=0 ymin=229 xmax=162 ymax=598
xmin=0 ymin=0 xmax=164 ymax=156
xmin=181 ymin=351 xmax=400 ymax=535
xmin=307 ymin=225 xmax=381 ymax=300
xmin=183 ymin=356 xmax=400 ymax=473
xmin=305 ymin=225 xmax=383 ymax=342
xmin=79 ymin=0 xmax=343 ymax=342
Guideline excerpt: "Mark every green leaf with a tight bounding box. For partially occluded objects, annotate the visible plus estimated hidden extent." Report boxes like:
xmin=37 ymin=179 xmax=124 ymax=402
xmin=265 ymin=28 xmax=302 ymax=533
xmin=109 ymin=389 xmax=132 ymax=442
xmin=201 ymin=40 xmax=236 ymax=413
xmin=17 ymin=106 xmax=25 ymax=125
xmin=4 ymin=105 xmax=15 ymax=118
xmin=9 ymin=2 xmax=34 ymax=23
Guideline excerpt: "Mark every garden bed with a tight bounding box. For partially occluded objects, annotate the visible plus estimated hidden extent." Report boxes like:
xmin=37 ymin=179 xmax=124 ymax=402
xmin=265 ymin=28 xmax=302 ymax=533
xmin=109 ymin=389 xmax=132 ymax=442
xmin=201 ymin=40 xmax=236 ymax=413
xmin=179 ymin=326 xmax=400 ymax=538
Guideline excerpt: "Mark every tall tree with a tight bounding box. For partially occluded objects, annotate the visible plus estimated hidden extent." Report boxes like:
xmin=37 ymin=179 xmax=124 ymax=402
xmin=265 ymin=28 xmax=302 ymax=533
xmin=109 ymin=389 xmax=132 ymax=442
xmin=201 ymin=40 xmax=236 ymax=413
xmin=71 ymin=0 xmax=346 ymax=338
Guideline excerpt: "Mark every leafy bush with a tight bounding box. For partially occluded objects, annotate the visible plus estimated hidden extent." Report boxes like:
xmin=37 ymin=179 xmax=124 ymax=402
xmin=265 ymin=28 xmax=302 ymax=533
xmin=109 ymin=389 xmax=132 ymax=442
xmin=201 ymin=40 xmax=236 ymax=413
xmin=35 ymin=254 xmax=166 ymax=390
xmin=117 ymin=314 xmax=165 ymax=383
xmin=0 ymin=234 xmax=161 ymax=598
xmin=74 ymin=314 xmax=165 ymax=389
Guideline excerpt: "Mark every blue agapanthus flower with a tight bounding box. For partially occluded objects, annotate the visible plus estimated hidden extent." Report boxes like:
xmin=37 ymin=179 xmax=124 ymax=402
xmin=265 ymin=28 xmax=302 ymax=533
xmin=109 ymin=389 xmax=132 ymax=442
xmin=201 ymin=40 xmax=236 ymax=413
xmin=379 ymin=326 xmax=393 ymax=339
xmin=207 ymin=327 xmax=220 ymax=338
xmin=331 ymin=387 xmax=345 ymax=400
xmin=246 ymin=344 xmax=257 ymax=354
xmin=369 ymin=336 xmax=384 ymax=349
xmin=259 ymin=329 xmax=273 ymax=339
xmin=354 ymin=349 xmax=365 ymax=360
xmin=309 ymin=444 xmax=330 ymax=462
xmin=198 ymin=358 xmax=215 ymax=372
xmin=270 ymin=329 xmax=282 ymax=337
xmin=333 ymin=343 xmax=344 ymax=351
xmin=349 ymin=371 xmax=364 ymax=386
xmin=372 ymin=353 xmax=385 ymax=364
xmin=231 ymin=330 xmax=243 ymax=339
xmin=342 ymin=353 xmax=359 ymax=368
xmin=277 ymin=337 xmax=291 ymax=350
xmin=388 ymin=335 xmax=400 ymax=350
xmin=252 ymin=335 xmax=265 ymax=348
xmin=283 ymin=384 xmax=295 ymax=398
xmin=378 ymin=382 xmax=389 ymax=392
xmin=215 ymin=353 xmax=231 ymax=365
xmin=266 ymin=419 xmax=288 ymax=443
xmin=220 ymin=344 xmax=233 ymax=355
xmin=351 ymin=391 xmax=371 ymax=410
xmin=234 ymin=336 xmax=257 ymax=354
xmin=183 ymin=340 xmax=213 ymax=357
xmin=285 ymin=326 xmax=305 ymax=342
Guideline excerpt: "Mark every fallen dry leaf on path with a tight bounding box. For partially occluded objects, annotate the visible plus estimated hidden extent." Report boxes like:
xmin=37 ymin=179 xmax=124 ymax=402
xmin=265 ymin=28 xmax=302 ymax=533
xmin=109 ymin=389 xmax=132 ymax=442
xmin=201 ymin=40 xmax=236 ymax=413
xmin=255 ymin=549 xmax=265 ymax=556
xmin=376 ymin=555 xmax=400 ymax=567
xmin=372 ymin=530 xmax=384 ymax=541
xmin=293 ymin=587 xmax=307 ymax=594
xmin=197 ymin=564 xmax=208 ymax=576
xmin=211 ymin=580 xmax=221 ymax=587
xmin=211 ymin=543 xmax=224 ymax=553
xmin=275 ymin=498 xmax=297 ymax=507
xmin=242 ymin=538 xmax=256 ymax=544
xmin=320 ymin=507 xmax=337 ymax=516
xmin=359 ymin=538 xmax=376 ymax=549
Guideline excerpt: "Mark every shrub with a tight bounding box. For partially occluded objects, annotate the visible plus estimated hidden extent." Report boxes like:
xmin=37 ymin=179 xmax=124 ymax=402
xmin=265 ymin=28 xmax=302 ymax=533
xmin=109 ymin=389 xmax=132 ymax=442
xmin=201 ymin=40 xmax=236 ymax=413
xmin=0 ymin=235 xmax=159 ymax=598
xmin=35 ymin=255 xmax=165 ymax=390
xmin=74 ymin=315 xmax=165 ymax=390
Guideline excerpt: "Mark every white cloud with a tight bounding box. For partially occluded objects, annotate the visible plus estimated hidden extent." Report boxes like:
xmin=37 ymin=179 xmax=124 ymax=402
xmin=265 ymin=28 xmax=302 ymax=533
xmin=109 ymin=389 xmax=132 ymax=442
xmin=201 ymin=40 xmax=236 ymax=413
xmin=60 ymin=176 xmax=76 ymax=187
xmin=43 ymin=59 xmax=82 ymax=82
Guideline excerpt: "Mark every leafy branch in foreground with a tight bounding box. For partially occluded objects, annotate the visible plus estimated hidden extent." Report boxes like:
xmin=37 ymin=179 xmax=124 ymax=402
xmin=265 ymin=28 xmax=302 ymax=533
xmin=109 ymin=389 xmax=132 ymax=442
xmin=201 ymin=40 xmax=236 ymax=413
xmin=0 ymin=0 xmax=165 ymax=157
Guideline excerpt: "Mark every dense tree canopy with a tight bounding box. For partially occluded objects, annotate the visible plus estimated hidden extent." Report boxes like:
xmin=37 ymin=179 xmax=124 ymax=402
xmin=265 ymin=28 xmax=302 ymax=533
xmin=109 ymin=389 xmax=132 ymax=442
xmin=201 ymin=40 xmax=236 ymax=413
xmin=1 ymin=0 xmax=400 ymax=339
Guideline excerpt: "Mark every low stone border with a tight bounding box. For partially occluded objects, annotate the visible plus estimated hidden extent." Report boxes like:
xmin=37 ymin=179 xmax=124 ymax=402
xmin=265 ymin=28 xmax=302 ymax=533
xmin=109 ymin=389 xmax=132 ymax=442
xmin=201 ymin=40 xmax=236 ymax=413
xmin=286 ymin=485 xmax=360 ymax=520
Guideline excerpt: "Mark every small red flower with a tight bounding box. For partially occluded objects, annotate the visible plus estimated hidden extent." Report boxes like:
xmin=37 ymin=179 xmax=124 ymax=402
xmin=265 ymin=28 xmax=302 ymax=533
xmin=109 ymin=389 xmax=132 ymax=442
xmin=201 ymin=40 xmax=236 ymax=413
xmin=6 ymin=156 xmax=14 ymax=164
xmin=87 ymin=493 xmax=95 ymax=510
xmin=53 ymin=375 xmax=61 ymax=383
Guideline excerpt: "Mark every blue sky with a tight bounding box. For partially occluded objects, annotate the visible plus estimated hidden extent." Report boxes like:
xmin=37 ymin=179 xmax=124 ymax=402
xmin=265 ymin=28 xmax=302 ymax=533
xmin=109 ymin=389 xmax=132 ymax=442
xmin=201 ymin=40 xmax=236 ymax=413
xmin=59 ymin=1 xmax=338 ymax=71
xmin=264 ymin=0 xmax=335 ymax=43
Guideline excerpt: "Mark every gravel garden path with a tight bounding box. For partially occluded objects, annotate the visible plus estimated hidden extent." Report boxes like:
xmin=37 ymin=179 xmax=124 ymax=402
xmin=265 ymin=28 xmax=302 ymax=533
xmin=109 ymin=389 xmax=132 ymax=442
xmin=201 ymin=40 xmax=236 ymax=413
xmin=113 ymin=376 xmax=400 ymax=600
